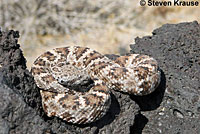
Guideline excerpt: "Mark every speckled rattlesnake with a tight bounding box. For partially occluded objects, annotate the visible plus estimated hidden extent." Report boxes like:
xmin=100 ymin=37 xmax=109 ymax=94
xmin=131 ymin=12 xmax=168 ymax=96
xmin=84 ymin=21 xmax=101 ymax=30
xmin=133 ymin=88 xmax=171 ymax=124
xmin=31 ymin=46 xmax=161 ymax=124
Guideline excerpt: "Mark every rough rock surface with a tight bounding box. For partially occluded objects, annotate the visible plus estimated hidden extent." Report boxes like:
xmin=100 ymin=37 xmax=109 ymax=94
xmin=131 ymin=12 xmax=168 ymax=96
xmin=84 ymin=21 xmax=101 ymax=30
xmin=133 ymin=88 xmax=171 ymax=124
xmin=0 ymin=21 xmax=200 ymax=134
xmin=130 ymin=21 xmax=200 ymax=134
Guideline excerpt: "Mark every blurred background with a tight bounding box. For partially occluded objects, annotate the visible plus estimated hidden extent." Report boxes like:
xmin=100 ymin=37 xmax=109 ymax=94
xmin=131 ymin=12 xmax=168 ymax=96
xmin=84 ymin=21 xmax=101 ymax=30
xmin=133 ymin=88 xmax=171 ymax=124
xmin=0 ymin=0 xmax=199 ymax=69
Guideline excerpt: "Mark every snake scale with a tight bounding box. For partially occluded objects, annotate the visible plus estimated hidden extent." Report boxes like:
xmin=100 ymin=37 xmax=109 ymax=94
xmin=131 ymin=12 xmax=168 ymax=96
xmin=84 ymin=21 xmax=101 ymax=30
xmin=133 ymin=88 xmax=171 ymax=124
xmin=31 ymin=46 xmax=161 ymax=124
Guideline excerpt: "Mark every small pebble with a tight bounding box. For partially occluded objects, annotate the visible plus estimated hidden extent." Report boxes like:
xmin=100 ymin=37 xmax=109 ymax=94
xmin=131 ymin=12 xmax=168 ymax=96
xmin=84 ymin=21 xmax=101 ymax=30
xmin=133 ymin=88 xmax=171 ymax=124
xmin=158 ymin=112 xmax=164 ymax=116
xmin=157 ymin=128 xmax=162 ymax=133
xmin=186 ymin=110 xmax=194 ymax=117
xmin=173 ymin=109 xmax=184 ymax=118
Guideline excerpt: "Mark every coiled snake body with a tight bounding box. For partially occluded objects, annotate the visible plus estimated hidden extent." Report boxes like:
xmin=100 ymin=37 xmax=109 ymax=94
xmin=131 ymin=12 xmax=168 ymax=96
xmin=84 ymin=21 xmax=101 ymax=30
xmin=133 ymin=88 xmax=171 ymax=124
xmin=31 ymin=46 xmax=160 ymax=124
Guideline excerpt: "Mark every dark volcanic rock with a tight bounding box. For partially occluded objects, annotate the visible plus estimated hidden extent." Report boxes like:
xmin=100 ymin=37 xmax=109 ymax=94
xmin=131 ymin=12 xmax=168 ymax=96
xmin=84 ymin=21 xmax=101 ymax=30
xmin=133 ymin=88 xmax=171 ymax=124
xmin=0 ymin=73 xmax=48 ymax=134
xmin=0 ymin=21 xmax=200 ymax=134
xmin=130 ymin=21 xmax=200 ymax=133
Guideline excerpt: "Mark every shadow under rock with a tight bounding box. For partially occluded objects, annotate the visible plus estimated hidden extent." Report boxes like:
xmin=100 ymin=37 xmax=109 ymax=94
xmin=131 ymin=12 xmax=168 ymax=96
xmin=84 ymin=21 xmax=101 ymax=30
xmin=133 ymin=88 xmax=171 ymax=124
xmin=130 ymin=113 xmax=148 ymax=134
xmin=130 ymin=69 xmax=166 ymax=111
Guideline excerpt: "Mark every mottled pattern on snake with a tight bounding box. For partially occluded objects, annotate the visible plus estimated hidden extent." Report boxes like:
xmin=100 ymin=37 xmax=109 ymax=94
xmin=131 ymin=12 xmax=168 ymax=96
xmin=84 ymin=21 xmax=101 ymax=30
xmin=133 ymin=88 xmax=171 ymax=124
xmin=31 ymin=46 xmax=161 ymax=124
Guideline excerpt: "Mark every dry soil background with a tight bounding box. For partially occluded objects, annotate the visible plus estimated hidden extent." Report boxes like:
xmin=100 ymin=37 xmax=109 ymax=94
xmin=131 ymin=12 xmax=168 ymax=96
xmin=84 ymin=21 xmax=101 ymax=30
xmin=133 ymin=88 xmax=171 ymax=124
xmin=0 ymin=0 xmax=199 ymax=68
